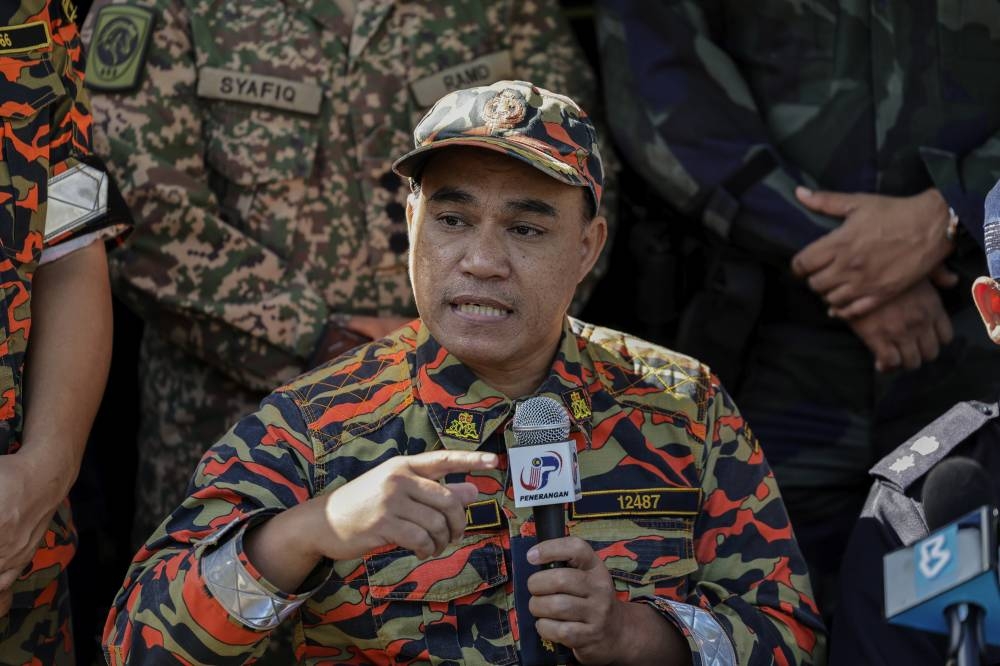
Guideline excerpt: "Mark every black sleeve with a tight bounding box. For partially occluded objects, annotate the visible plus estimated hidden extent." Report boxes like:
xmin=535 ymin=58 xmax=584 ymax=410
xmin=830 ymin=515 xmax=947 ymax=665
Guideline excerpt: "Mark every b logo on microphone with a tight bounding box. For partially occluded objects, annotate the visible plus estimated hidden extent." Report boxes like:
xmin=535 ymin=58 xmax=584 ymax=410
xmin=520 ymin=452 xmax=562 ymax=491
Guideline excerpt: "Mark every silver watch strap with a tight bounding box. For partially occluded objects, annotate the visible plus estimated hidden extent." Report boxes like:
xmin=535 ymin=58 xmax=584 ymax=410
xmin=201 ymin=525 xmax=310 ymax=631
xmin=664 ymin=599 xmax=736 ymax=666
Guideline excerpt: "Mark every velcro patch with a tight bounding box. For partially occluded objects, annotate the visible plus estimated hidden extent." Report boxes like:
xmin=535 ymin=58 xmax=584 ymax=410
xmin=570 ymin=487 xmax=701 ymax=519
xmin=0 ymin=21 xmax=51 ymax=55
xmin=85 ymin=5 xmax=155 ymax=92
xmin=465 ymin=499 xmax=502 ymax=531
xmin=410 ymin=50 xmax=513 ymax=107
xmin=196 ymin=67 xmax=323 ymax=115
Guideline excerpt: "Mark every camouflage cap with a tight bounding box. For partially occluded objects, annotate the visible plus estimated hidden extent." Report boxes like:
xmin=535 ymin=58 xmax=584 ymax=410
xmin=987 ymin=180 xmax=1000 ymax=278
xmin=393 ymin=80 xmax=604 ymax=211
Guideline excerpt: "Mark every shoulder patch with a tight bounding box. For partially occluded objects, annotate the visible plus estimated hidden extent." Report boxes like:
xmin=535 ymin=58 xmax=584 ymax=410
xmin=84 ymin=5 xmax=155 ymax=92
xmin=871 ymin=400 xmax=997 ymax=490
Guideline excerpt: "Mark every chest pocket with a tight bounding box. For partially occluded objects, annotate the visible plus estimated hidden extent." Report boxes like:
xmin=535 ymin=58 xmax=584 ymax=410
xmin=570 ymin=517 xmax=697 ymax=599
xmin=364 ymin=532 xmax=517 ymax=665
xmin=0 ymin=53 xmax=64 ymax=261
xmin=202 ymin=102 xmax=319 ymax=255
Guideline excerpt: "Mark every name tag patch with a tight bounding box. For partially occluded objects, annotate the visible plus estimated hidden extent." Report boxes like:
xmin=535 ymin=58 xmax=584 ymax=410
xmin=85 ymin=5 xmax=155 ymax=92
xmin=197 ymin=67 xmax=323 ymax=115
xmin=410 ymin=50 xmax=513 ymax=107
xmin=570 ymin=487 xmax=701 ymax=519
xmin=0 ymin=21 xmax=51 ymax=55
xmin=465 ymin=499 xmax=502 ymax=531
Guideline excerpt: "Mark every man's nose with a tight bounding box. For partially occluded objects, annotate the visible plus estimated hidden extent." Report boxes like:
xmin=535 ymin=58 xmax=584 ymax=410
xmin=459 ymin=227 xmax=511 ymax=280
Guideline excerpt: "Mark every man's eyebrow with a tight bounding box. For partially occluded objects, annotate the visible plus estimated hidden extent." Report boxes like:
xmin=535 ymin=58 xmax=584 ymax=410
xmin=505 ymin=198 xmax=557 ymax=218
xmin=427 ymin=188 xmax=557 ymax=218
xmin=427 ymin=186 xmax=476 ymax=205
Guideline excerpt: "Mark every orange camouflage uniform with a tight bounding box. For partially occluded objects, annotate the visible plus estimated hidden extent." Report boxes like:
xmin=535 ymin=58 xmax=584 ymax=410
xmin=0 ymin=0 xmax=116 ymax=662
xmin=104 ymin=319 xmax=825 ymax=665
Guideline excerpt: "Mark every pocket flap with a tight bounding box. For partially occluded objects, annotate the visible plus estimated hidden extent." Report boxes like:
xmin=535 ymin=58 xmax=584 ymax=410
xmin=365 ymin=533 xmax=508 ymax=603
xmin=0 ymin=55 xmax=64 ymax=120
xmin=570 ymin=517 xmax=697 ymax=584
xmin=204 ymin=104 xmax=319 ymax=186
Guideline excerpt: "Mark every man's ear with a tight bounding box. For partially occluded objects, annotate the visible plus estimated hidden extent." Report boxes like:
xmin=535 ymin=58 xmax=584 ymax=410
xmin=972 ymin=276 xmax=1000 ymax=344
xmin=577 ymin=215 xmax=608 ymax=283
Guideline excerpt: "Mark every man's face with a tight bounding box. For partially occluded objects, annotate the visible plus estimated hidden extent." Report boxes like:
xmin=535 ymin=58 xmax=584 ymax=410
xmin=407 ymin=148 xmax=606 ymax=388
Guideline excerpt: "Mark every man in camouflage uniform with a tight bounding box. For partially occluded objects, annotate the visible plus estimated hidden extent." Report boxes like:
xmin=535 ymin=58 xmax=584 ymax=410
xmin=80 ymin=0 xmax=613 ymax=544
xmin=0 ymin=0 xmax=126 ymax=662
xmin=830 ymin=180 xmax=1000 ymax=664
xmin=102 ymin=80 xmax=824 ymax=666
xmin=597 ymin=0 xmax=1000 ymax=613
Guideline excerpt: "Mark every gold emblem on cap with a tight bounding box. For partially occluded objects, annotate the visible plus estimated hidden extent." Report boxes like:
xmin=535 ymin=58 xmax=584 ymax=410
xmin=483 ymin=88 xmax=526 ymax=133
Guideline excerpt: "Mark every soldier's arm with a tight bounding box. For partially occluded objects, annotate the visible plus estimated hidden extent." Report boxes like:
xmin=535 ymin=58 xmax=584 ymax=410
xmin=921 ymin=143 xmax=1000 ymax=251
xmin=671 ymin=377 xmax=826 ymax=665
xmin=103 ymin=391 xmax=323 ymax=665
xmin=595 ymin=0 xmax=837 ymax=260
xmin=82 ymin=0 xmax=331 ymax=392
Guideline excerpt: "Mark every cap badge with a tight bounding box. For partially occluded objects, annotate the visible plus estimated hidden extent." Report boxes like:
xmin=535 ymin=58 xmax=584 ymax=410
xmin=483 ymin=88 xmax=526 ymax=133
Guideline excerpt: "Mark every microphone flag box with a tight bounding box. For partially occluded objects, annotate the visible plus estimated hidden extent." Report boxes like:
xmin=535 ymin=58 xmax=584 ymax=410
xmin=509 ymin=440 xmax=581 ymax=508
xmin=884 ymin=506 xmax=1000 ymax=643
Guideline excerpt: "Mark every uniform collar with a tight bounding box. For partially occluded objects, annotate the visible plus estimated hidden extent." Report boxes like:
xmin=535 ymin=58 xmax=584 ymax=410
xmin=413 ymin=318 xmax=593 ymax=452
xmin=289 ymin=0 xmax=394 ymax=60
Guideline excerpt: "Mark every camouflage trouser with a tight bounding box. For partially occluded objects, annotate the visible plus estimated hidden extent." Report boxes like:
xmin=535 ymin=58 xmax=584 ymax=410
xmin=135 ymin=326 xmax=296 ymax=665
xmin=0 ymin=571 xmax=73 ymax=665
xmin=133 ymin=327 xmax=262 ymax=546
xmin=734 ymin=279 xmax=1000 ymax=618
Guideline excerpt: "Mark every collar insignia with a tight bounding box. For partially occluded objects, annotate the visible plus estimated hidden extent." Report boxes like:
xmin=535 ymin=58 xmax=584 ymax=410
xmin=562 ymin=388 xmax=592 ymax=421
xmin=444 ymin=409 xmax=483 ymax=442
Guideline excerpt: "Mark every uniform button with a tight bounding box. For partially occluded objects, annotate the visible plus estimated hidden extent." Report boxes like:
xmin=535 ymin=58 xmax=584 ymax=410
xmin=390 ymin=231 xmax=410 ymax=254
xmin=380 ymin=171 xmax=402 ymax=191
xmin=386 ymin=202 xmax=406 ymax=224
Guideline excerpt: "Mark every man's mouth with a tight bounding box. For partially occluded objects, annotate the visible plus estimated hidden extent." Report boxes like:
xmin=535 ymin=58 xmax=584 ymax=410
xmin=450 ymin=297 xmax=514 ymax=319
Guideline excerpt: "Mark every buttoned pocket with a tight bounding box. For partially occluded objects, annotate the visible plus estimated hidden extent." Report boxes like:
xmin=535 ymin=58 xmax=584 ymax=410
xmin=202 ymin=103 xmax=319 ymax=256
xmin=0 ymin=54 xmax=63 ymax=260
xmin=364 ymin=532 xmax=517 ymax=665
xmin=570 ymin=517 xmax=697 ymax=598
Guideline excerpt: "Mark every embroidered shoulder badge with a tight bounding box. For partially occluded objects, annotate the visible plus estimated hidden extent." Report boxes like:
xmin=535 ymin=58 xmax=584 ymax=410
xmin=443 ymin=409 xmax=483 ymax=442
xmin=85 ymin=5 xmax=155 ymax=92
xmin=483 ymin=88 xmax=525 ymax=133
xmin=562 ymin=388 xmax=592 ymax=421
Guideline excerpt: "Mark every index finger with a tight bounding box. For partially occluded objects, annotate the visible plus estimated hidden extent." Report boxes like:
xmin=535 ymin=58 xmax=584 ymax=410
xmin=528 ymin=536 xmax=601 ymax=571
xmin=404 ymin=450 xmax=498 ymax=479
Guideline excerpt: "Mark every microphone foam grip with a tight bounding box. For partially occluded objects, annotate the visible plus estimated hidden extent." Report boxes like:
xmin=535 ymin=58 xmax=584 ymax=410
xmin=922 ymin=457 xmax=996 ymax=532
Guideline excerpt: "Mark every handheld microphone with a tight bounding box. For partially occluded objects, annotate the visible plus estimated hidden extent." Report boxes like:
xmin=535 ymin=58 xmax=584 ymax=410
xmin=511 ymin=396 xmax=581 ymax=552
xmin=884 ymin=457 xmax=1000 ymax=665
xmin=509 ymin=396 xmax=582 ymax=666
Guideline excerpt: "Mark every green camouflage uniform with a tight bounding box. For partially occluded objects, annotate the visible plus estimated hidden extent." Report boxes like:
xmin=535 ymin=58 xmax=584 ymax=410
xmin=80 ymin=0 xmax=612 ymax=544
xmin=597 ymin=0 xmax=1000 ymax=612
xmin=103 ymin=318 xmax=825 ymax=665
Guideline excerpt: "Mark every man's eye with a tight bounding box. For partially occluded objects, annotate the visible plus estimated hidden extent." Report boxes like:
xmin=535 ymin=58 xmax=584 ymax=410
xmin=511 ymin=224 xmax=542 ymax=237
xmin=438 ymin=215 xmax=465 ymax=228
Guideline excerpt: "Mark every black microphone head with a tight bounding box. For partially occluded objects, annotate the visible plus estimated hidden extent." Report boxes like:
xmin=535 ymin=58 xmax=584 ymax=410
xmin=512 ymin=397 xmax=569 ymax=447
xmin=922 ymin=457 xmax=996 ymax=531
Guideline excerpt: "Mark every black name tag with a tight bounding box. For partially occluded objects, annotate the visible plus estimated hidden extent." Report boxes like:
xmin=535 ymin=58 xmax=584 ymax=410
xmin=570 ymin=487 xmax=701 ymax=519
xmin=0 ymin=21 xmax=50 ymax=55
xmin=465 ymin=499 xmax=502 ymax=531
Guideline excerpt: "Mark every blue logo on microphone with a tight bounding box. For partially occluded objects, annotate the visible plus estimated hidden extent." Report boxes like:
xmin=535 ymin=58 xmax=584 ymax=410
xmin=521 ymin=451 xmax=562 ymax=491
